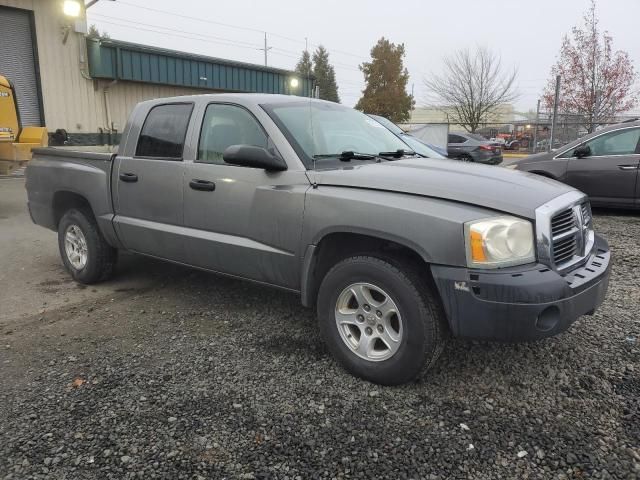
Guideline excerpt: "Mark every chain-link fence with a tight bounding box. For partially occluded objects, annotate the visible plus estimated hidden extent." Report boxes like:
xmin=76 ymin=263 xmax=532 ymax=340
xmin=404 ymin=113 xmax=639 ymax=154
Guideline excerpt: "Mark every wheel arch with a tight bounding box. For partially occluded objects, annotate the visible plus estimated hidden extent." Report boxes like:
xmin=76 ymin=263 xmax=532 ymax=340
xmin=52 ymin=190 xmax=94 ymax=228
xmin=300 ymin=230 xmax=433 ymax=308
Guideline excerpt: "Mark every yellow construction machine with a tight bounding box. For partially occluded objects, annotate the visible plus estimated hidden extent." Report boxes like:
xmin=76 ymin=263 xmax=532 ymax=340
xmin=0 ymin=74 xmax=48 ymax=174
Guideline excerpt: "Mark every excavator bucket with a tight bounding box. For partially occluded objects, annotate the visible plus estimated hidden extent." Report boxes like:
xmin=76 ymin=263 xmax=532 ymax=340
xmin=0 ymin=75 xmax=20 ymax=143
xmin=0 ymin=74 xmax=48 ymax=173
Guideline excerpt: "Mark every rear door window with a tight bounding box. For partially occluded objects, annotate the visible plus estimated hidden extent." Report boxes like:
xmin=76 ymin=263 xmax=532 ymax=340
xmin=135 ymin=103 xmax=193 ymax=159
xmin=448 ymin=134 xmax=465 ymax=143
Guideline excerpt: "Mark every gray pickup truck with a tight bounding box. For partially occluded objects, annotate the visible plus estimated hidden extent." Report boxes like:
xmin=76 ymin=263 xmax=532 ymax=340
xmin=26 ymin=94 xmax=611 ymax=385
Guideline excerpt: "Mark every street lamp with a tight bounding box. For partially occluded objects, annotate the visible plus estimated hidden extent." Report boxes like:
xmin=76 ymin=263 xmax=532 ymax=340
xmin=290 ymin=78 xmax=300 ymax=89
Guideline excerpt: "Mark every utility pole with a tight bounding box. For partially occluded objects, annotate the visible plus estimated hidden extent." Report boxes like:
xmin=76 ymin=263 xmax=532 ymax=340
xmin=305 ymin=37 xmax=311 ymax=98
xmin=261 ymin=32 xmax=272 ymax=67
xmin=549 ymin=74 xmax=561 ymax=152
xmin=594 ymin=89 xmax=602 ymax=130
xmin=532 ymin=99 xmax=540 ymax=153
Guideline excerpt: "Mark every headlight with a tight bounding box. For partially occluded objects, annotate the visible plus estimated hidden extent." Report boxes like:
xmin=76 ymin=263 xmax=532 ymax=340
xmin=506 ymin=164 xmax=518 ymax=169
xmin=464 ymin=216 xmax=535 ymax=268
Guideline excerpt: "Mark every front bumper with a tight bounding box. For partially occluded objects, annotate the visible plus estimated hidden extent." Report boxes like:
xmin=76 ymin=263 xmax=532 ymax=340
xmin=430 ymin=234 xmax=610 ymax=342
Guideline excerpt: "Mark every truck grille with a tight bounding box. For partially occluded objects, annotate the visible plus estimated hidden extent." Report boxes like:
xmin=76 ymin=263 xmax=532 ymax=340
xmin=581 ymin=203 xmax=592 ymax=227
xmin=550 ymin=202 xmax=592 ymax=267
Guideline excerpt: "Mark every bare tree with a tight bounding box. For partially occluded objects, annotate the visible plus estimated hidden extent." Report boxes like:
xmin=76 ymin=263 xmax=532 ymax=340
xmin=542 ymin=0 xmax=637 ymax=133
xmin=423 ymin=47 xmax=518 ymax=133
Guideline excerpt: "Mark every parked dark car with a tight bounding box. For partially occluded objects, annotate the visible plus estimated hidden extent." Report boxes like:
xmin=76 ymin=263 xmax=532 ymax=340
xmin=513 ymin=121 xmax=640 ymax=208
xmin=367 ymin=114 xmax=448 ymax=158
xmin=447 ymin=132 xmax=503 ymax=164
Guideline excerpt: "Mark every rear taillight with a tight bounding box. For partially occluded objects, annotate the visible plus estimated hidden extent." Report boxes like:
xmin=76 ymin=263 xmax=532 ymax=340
xmin=479 ymin=145 xmax=494 ymax=151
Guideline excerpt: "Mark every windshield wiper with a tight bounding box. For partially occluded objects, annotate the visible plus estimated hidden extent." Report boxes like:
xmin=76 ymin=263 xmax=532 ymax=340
xmin=313 ymin=151 xmax=379 ymax=162
xmin=377 ymin=149 xmax=417 ymax=159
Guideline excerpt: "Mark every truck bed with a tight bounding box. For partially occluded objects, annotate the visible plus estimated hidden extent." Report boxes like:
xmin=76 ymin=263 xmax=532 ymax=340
xmin=26 ymin=147 xmax=117 ymax=234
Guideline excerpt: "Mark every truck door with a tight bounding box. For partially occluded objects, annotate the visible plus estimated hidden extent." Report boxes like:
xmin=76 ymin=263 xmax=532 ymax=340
xmin=112 ymin=103 xmax=194 ymax=261
xmin=182 ymin=102 xmax=308 ymax=289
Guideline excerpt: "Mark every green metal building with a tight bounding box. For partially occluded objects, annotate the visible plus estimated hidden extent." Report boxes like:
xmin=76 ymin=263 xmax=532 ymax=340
xmin=87 ymin=39 xmax=314 ymax=97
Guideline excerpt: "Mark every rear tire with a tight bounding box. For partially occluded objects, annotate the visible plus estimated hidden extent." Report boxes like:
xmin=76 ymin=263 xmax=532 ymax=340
xmin=58 ymin=208 xmax=117 ymax=284
xmin=317 ymin=255 xmax=447 ymax=385
xmin=459 ymin=154 xmax=474 ymax=162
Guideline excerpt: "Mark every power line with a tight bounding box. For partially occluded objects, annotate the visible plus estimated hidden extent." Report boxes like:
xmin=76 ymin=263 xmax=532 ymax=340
xmin=91 ymin=17 xmax=266 ymax=52
xmin=91 ymin=13 xmax=263 ymax=49
xmin=91 ymin=14 xmax=365 ymax=76
xmin=114 ymin=0 xmax=313 ymax=46
xmin=116 ymin=0 xmax=269 ymax=35
xmin=308 ymin=42 xmax=369 ymax=62
xmin=99 ymin=0 xmax=370 ymax=65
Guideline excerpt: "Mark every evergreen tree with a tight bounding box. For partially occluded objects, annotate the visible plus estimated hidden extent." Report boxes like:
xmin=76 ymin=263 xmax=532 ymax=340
xmin=88 ymin=24 xmax=110 ymax=40
xmin=356 ymin=38 xmax=414 ymax=123
xmin=312 ymin=46 xmax=340 ymax=103
xmin=295 ymin=50 xmax=313 ymax=79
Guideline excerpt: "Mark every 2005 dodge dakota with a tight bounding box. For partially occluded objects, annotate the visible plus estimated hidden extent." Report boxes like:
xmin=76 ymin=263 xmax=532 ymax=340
xmin=26 ymin=95 xmax=611 ymax=385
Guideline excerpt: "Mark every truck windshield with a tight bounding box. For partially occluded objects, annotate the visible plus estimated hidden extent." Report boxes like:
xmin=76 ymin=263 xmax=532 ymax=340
xmin=263 ymin=101 xmax=412 ymax=168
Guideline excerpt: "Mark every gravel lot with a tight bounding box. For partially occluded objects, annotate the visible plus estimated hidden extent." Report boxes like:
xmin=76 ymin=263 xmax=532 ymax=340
xmin=1 ymin=177 xmax=639 ymax=479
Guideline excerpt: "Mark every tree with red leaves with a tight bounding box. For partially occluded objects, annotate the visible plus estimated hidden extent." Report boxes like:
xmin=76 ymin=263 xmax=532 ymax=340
xmin=543 ymin=1 xmax=637 ymax=133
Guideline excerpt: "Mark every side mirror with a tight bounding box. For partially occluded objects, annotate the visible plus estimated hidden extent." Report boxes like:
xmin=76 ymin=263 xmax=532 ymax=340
xmin=573 ymin=145 xmax=591 ymax=158
xmin=223 ymin=145 xmax=287 ymax=171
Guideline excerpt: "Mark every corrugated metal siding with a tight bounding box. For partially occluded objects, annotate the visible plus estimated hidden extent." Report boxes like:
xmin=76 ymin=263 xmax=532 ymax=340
xmin=88 ymin=39 xmax=314 ymax=97
xmin=0 ymin=5 xmax=42 ymax=125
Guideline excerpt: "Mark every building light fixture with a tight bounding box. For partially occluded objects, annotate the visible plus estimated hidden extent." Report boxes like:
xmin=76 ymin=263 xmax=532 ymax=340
xmin=63 ymin=0 xmax=82 ymax=17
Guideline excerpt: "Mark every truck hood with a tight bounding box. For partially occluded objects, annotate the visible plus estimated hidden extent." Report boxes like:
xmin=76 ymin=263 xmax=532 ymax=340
xmin=310 ymin=158 xmax=576 ymax=218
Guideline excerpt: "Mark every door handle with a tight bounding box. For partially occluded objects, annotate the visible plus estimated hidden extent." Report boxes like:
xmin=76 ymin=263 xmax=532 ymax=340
xmin=618 ymin=164 xmax=639 ymax=170
xmin=119 ymin=172 xmax=138 ymax=182
xmin=189 ymin=179 xmax=216 ymax=191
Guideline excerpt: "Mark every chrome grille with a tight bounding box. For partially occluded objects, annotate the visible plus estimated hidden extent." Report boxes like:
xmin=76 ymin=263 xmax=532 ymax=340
xmin=551 ymin=207 xmax=580 ymax=265
xmin=581 ymin=203 xmax=592 ymax=228
xmin=535 ymin=191 xmax=595 ymax=272
xmin=549 ymin=202 xmax=592 ymax=268
xmin=551 ymin=208 xmax=576 ymax=236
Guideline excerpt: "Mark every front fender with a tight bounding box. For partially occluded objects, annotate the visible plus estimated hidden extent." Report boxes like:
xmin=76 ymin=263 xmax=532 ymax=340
xmin=299 ymin=186 xmax=498 ymax=305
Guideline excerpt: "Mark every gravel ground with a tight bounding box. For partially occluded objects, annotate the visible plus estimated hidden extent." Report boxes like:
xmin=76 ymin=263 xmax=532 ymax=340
xmin=1 ymin=206 xmax=639 ymax=479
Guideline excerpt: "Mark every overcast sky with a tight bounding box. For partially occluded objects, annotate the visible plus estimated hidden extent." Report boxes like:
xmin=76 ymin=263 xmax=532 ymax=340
xmin=88 ymin=0 xmax=639 ymax=113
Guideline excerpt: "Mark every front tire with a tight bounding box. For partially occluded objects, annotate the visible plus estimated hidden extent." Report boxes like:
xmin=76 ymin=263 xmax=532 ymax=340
xmin=317 ymin=255 xmax=447 ymax=385
xmin=58 ymin=208 xmax=117 ymax=284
